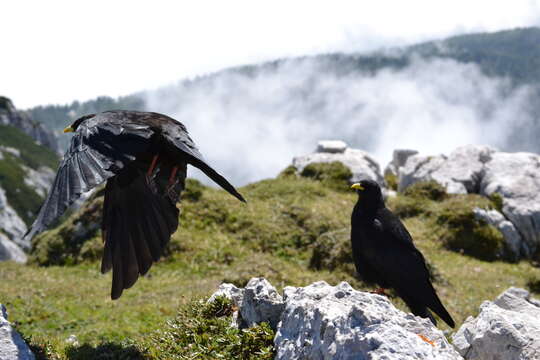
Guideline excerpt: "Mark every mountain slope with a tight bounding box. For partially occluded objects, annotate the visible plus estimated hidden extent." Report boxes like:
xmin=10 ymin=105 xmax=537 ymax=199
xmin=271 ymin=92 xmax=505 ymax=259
xmin=0 ymin=101 xmax=59 ymax=247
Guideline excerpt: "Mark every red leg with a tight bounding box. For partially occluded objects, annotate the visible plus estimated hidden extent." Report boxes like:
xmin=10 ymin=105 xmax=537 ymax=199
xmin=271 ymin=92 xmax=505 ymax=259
xmin=371 ymin=288 xmax=389 ymax=296
xmin=168 ymin=166 xmax=179 ymax=186
xmin=147 ymin=155 xmax=159 ymax=177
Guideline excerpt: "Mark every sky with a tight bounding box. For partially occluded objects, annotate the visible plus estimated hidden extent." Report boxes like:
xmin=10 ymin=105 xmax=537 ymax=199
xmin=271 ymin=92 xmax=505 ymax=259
xmin=2 ymin=0 xmax=540 ymax=109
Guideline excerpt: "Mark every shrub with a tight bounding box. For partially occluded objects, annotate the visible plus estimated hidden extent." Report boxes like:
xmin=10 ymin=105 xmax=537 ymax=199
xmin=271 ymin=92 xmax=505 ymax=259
xmin=402 ymin=180 xmax=448 ymax=201
xmin=436 ymin=196 xmax=504 ymax=261
xmin=144 ymin=296 xmax=275 ymax=359
xmin=299 ymin=161 xmax=352 ymax=191
xmin=384 ymin=173 xmax=398 ymax=191
xmin=309 ymin=228 xmax=354 ymax=275
xmin=181 ymin=178 xmax=205 ymax=202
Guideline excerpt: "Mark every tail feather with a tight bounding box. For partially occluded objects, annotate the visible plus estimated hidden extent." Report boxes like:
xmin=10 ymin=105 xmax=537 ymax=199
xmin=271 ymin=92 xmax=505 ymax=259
xmin=102 ymin=165 xmax=180 ymax=299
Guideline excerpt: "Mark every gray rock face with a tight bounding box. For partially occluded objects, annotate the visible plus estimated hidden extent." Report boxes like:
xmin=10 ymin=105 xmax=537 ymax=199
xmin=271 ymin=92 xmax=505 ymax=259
xmin=0 ymin=97 xmax=59 ymax=153
xmin=480 ymin=152 xmax=540 ymax=254
xmin=293 ymin=140 xmax=384 ymax=185
xmin=473 ymin=208 xmax=524 ymax=259
xmin=0 ymin=233 xmax=27 ymax=263
xmin=240 ymin=278 xmax=284 ymax=330
xmin=395 ymin=145 xmax=540 ymax=258
xmin=452 ymin=287 xmax=540 ymax=360
xmin=384 ymin=149 xmax=419 ymax=177
xmin=209 ymin=279 xmax=463 ymax=360
xmin=0 ymin=304 xmax=35 ymax=360
xmin=275 ymin=281 xmax=461 ymax=360
xmin=22 ymin=166 xmax=55 ymax=198
xmin=398 ymin=145 xmax=495 ymax=194
xmin=0 ymin=187 xmax=27 ymax=247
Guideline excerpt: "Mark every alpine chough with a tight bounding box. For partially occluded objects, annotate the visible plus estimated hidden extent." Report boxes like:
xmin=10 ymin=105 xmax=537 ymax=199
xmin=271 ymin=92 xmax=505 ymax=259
xmin=350 ymin=179 xmax=455 ymax=328
xmin=24 ymin=110 xmax=245 ymax=299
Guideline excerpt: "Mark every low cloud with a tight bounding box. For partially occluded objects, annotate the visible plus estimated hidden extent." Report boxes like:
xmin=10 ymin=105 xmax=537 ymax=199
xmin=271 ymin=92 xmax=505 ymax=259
xmin=145 ymin=56 xmax=537 ymax=186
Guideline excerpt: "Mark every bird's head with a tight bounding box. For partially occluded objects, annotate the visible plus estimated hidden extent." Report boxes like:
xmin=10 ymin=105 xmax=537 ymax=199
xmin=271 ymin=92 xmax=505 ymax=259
xmin=351 ymin=179 xmax=383 ymax=205
xmin=63 ymin=114 xmax=96 ymax=133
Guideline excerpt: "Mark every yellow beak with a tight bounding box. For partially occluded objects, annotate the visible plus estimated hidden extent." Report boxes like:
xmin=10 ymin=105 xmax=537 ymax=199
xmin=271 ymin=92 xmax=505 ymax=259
xmin=351 ymin=183 xmax=364 ymax=191
xmin=63 ymin=126 xmax=74 ymax=133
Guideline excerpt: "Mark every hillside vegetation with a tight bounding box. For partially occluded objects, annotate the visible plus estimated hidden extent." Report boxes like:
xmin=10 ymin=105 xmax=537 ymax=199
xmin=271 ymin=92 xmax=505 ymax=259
xmin=0 ymin=124 xmax=59 ymax=225
xmin=1 ymin=164 xmax=539 ymax=358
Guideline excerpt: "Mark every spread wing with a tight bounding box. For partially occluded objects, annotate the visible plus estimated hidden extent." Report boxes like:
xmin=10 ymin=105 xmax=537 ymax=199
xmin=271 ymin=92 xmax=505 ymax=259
xmin=369 ymin=209 xmax=455 ymax=327
xmin=159 ymin=120 xmax=246 ymax=203
xmin=24 ymin=114 xmax=155 ymax=241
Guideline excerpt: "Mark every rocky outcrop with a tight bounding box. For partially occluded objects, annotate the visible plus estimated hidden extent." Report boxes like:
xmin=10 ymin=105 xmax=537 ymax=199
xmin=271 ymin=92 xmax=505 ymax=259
xmin=384 ymin=149 xmax=418 ymax=178
xmin=473 ymin=208 xmax=524 ymax=259
xmin=0 ymin=233 xmax=27 ymax=263
xmin=0 ymin=187 xmax=27 ymax=247
xmin=0 ymin=304 xmax=35 ymax=360
xmin=292 ymin=140 xmax=384 ymax=185
xmin=398 ymin=145 xmax=495 ymax=194
xmin=0 ymin=97 xmax=59 ymax=153
xmin=453 ymin=287 xmax=540 ymax=360
xmin=209 ymin=278 xmax=462 ymax=360
xmin=394 ymin=145 xmax=540 ymax=258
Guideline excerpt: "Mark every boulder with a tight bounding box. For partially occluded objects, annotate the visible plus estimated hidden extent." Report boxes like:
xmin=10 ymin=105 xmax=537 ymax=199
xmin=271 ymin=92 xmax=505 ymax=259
xmin=240 ymin=277 xmax=284 ymax=330
xmin=473 ymin=208 xmax=524 ymax=259
xmin=398 ymin=145 xmax=495 ymax=194
xmin=275 ymin=281 xmax=461 ymax=360
xmin=0 ymin=304 xmax=35 ymax=360
xmin=0 ymin=233 xmax=27 ymax=263
xmin=293 ymin=140 xmax=384 ymax=184
xmin=452 ymin=287 xmax=540 ymax=360
xmin=209 ymin=278 xmax=463 ymax=359
xmin=396 ymin=145 xmax=540 ymax=258
xmin=480 ymin=152 xmax=540 ymax=254
xmin=384 ymin=149 xmax=418 ymax=177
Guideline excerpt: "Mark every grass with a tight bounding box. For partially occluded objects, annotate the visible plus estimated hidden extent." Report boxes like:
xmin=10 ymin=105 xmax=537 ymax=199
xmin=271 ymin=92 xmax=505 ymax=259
xmin=1 ymin=173 xmax=539 ymax=358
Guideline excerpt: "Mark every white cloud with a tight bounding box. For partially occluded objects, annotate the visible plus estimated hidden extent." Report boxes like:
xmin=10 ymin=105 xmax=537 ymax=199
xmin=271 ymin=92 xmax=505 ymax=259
xmin=1 ymin=0 xmax=539 ymax=108
xmin=145 ymin=56 xmax=537 ymax=186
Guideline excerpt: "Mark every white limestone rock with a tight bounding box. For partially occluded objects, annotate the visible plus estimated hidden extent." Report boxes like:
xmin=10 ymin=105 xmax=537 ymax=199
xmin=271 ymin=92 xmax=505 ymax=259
xmin=293 ymin=141 xmax=384 ymax=185
xmin=240 ymin=277 xmax=284 ymax=330
xmin=452 ymin=287 xmax=540 ymax=360
xmin=0 ymin=305 xmax=35 ymax=360
xmin=473 ymin=207 xmax=524 ymax=259
xmin=384 ymin=149 xmax=419 ymax=178
xmin=275 ymin=281 xmax=462 ymax=360
xmin=0 ymin=233 xmax=27 ymax=263
xmin=0 ymin=187 xmax=27 ymax=248
xmin=207 ymin=283 xmax=244 ymax=307
xmin=480 ymin=151 xmax=540 ymax=254
xmin=317 ymin=140 xmax=348 ymax=154
xmin=398 ymin=145 xmax=496 ymax=194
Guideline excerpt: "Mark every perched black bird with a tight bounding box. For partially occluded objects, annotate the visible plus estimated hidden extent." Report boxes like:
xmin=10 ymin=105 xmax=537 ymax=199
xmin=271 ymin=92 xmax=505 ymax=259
xmin=350 ymin=179 xmax=455 ymax=328
xmin=25 ymin=110 xmax=245 ymax=299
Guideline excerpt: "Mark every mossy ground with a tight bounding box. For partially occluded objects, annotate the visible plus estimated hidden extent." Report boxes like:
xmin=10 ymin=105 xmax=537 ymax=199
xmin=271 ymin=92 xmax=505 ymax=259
xmin=1 ymin=174 xmax=539 ymax=358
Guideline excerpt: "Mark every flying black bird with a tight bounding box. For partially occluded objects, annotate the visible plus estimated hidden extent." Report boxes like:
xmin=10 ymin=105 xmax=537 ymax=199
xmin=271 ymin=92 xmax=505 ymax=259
xmin=350 ymin=179 xmax=454 ymax=328
xmin=25 ymin=110 xmax=245 ymax=299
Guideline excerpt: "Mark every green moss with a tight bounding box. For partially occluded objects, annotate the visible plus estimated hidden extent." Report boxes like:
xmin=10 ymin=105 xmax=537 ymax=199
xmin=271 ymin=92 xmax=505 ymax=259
xmin=402 ymin=180 xmax=448 ymax=201
xmin=489 ymin=192 xmax=504 ymax=212
xmin=388 ymin=195 xmax=430 ymax=218
xmin=299 ymin=161 xmax=352 ymax=191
